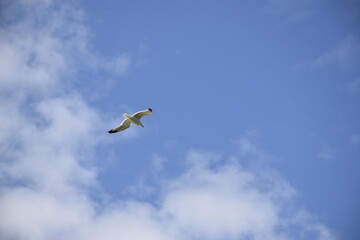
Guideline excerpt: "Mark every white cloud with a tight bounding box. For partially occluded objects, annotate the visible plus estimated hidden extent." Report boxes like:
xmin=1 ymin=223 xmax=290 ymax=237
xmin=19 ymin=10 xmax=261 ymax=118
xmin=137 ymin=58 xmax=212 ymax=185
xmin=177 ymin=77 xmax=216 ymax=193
xmin=0 ymin=1 xmax=91 ymax=96
xmin=76 ymin=202 xmax=170 ymax=240
xmin=163 ymin=161 xmax=284 ymax=239
xmin=0 ymin=187 xmax=93 ymax=240
xmin=3 ymin=96 xmax=102 ymax=195
xmin=159 ymin=148 xmax=334 ymax=240
xmin=0 ymin=0 xmax=101 ymax=188
xmin=1 ymin=147 xmax=337 ymax=240
xmin=0 ymin=1 xmax=336 ymax=240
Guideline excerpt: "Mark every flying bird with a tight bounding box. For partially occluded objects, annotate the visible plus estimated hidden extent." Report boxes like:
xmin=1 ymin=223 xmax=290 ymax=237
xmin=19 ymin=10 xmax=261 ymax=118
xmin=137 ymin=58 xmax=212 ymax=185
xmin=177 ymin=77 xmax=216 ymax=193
xmin=107 ymin=108 xmax=153 ymax=134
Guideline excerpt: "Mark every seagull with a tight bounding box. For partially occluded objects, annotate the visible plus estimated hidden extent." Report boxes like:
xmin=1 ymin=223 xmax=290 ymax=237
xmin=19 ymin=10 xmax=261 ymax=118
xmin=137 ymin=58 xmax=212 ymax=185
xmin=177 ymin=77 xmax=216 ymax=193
xmin=107 ymin=108 xmax=153 ymax=134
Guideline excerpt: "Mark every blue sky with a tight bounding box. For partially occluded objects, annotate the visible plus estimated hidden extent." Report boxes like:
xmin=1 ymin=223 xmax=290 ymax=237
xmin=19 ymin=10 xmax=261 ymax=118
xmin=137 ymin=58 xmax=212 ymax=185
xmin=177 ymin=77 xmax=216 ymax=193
xmin=0 ymin=0 xmax=359 ymax=239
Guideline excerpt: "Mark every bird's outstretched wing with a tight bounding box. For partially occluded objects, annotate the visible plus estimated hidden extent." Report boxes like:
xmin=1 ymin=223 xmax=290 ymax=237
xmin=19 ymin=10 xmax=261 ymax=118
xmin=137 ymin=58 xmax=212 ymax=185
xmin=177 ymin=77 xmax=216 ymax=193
xmin=132 ymin=108 xmax=153 ymax=120
xmin=107 ymin=118 xmax=131 ymax=133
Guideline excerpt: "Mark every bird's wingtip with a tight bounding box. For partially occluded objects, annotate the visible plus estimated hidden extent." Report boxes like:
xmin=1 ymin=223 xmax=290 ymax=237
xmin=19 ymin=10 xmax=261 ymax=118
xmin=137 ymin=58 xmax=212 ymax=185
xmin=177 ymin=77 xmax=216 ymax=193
xmin=107 ymin=130 xmax=116 ymax=134
xmin=148 ymin=108 xmax=152 ymax=112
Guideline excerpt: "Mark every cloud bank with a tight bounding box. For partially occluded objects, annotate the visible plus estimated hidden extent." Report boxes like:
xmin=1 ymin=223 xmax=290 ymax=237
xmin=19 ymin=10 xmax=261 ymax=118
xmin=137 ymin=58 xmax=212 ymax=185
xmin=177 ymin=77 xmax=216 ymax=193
xmin=0 ymin=1 xmax=335 ymax=240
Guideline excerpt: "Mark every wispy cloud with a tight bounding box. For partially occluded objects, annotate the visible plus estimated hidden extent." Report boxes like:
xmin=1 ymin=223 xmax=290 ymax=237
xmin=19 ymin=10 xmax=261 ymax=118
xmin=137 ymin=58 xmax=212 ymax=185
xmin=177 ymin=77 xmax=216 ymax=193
xmin=310 ymin=36 xmax=360 ymax=70
xmin=264 ymin=0 xmax=317 ymax=24
xmin=293 ymin=35 xmax=360 ymax=72
xmin=104 ymin=53 xmax=131 ymax=77
xmin=316 ymin=145 xmax=337 ymax=160
xmin=152 ymin=153 xmax=166 ymax=172
xmin=347 ymin=79 xmax=360 ymax=95
xmin=351 ymin=134 xmax=360 ymax=146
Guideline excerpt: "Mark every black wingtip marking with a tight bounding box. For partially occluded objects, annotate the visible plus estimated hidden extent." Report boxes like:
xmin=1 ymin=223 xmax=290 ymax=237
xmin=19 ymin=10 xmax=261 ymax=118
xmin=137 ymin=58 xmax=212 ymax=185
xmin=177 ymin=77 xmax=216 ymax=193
xmin=108 ymin=130 xmax=116 ymax=134
xmin=148 ymin=108 xmax=152 ymax=112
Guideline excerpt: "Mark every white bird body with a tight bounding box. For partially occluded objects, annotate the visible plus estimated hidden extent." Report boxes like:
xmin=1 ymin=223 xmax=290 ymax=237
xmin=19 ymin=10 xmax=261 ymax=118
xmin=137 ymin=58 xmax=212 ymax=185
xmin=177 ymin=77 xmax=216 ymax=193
xmin=123 ymin=113 xmax=143 ymax=127
xmin=108 ymin=108 xmax=153 ymax=133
